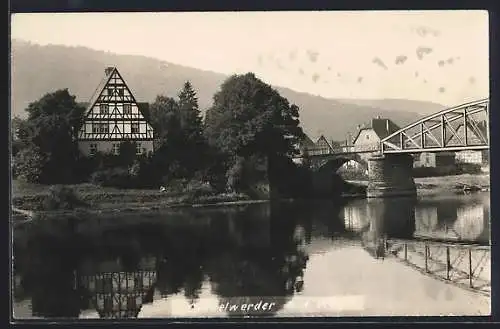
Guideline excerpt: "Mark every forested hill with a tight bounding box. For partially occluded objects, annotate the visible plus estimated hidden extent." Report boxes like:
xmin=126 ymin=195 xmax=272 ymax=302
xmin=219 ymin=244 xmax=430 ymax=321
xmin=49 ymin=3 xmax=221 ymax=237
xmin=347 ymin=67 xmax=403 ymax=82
xmin=11 ymin=39 xmax=447 ymax=140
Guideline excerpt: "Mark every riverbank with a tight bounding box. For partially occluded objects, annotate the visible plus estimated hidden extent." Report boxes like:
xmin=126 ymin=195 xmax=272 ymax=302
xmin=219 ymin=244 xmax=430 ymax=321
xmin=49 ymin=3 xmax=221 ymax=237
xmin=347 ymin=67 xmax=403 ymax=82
xmin=11 ymin=173 xmax=490 ymax=216
xmin=414 ymin=174 xmax=490 ymax=197
xmin=347 ymin=173 xmax=490 ymax=197
xmin=12 ymin=179 xmax=261 ymax=213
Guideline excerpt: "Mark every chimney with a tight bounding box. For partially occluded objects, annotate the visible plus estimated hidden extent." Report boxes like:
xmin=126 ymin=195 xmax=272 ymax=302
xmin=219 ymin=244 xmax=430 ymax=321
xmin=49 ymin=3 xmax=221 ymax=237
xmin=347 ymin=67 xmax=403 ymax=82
xmin=376 ymin=115 xmax=381 ymax=119
xmin=386 ymin=119 xmax=389 ymax=132
xmin=105 ymin=67 xmax=115 ymax=76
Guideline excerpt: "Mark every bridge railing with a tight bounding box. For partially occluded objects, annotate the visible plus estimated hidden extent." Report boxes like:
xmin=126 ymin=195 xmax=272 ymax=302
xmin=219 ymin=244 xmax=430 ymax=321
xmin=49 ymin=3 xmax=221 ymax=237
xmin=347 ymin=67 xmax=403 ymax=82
xmin=305 ymin=143 xmax=381 ymax=156
xmin=330 ymin=143 xmax=381 ymax=155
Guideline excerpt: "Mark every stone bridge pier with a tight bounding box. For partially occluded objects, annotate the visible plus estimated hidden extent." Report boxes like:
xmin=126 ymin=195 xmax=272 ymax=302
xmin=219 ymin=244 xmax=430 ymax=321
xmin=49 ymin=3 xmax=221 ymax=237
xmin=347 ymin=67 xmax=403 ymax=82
xmin=367 ymin=154 xmax=416 ymax=198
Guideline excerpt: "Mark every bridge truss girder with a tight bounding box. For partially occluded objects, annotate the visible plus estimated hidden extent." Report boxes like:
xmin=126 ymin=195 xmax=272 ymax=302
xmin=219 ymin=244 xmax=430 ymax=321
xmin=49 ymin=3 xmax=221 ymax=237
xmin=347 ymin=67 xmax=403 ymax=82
xmin=381 ymin=99 xmax=489 ymax=154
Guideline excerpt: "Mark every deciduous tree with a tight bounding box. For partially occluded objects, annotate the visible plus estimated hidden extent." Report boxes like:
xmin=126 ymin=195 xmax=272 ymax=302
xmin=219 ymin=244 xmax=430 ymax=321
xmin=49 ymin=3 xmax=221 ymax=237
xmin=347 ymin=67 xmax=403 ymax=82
xmin=204 ymin=73 xmax=305 ymax=192
xmin=14 ymin=89 xmax=85 ymax=183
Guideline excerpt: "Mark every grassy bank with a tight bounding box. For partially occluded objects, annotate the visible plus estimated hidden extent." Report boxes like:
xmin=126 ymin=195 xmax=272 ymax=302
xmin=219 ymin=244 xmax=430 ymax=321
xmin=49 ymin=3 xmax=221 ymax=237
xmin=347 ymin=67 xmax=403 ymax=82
xmin=12 ymin=173 xmax=490 ymax=214
xmin=414 ymin=174 xmax=490 ymax=197
xmin=11 ymin=179 xmax=254 ymax=212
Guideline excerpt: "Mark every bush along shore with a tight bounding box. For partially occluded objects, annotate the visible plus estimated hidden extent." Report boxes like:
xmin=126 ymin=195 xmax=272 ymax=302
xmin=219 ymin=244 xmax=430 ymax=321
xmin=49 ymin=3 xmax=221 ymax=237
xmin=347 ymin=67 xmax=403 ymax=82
xmin=12 ymin=182 xmax=258 ymax=214
xmin=11 ymin=173 xmax=490 ymax=220
xmin=347 ymin=173 xmax=490 ymax=197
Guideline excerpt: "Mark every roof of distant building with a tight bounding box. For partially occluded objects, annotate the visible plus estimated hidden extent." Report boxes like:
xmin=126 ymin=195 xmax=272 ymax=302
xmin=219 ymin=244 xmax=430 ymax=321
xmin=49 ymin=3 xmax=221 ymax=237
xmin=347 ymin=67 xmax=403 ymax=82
xmin=353 ymin=118 xmax=401 ymax=143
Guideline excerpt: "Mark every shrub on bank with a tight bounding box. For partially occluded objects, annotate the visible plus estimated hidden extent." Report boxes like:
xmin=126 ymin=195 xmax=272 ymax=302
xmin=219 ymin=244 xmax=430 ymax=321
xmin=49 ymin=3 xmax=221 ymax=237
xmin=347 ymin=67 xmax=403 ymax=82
xmin=456 ymin=163 xmax=482 ymax=175
xmin=90 ymin=168 xmax=133 ymax=188
xmin=413 ymin=163 xmax=483 ymax=178
xmin=42 ymin=185 xmax=89 ymax=211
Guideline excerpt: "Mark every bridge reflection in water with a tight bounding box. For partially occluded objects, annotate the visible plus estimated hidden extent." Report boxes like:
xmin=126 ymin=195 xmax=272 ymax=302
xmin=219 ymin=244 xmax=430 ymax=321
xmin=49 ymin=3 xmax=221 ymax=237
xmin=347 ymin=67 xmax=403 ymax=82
xmin=341 ymin=194 xmax=491 ymax=296
xmin=12 ymin=193 xmax=490 ymax=319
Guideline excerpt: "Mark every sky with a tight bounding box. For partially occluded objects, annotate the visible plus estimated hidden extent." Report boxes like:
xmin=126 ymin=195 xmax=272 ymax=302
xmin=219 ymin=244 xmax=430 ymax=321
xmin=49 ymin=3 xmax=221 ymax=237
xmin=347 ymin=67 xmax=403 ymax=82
xmin=11 ymin=11 xmax=489 ymax=106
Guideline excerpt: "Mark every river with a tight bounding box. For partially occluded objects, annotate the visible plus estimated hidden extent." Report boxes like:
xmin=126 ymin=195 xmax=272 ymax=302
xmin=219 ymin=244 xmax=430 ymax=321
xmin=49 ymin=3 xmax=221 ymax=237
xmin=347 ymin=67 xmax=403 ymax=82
xmin=11 ymin=192 xmax=491 ymax=319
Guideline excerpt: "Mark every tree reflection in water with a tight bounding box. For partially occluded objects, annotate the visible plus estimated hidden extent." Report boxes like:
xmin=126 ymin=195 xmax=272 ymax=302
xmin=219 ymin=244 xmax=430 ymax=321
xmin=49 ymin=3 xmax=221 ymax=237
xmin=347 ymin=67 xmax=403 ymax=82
xmin=13 ymin=195 xmax=489 ymax=319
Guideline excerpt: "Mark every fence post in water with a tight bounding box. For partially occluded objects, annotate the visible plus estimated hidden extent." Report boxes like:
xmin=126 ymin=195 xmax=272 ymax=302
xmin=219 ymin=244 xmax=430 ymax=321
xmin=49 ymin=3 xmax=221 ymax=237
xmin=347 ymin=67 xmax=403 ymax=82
xmin=446 ymin=247 xmax=451 ymax=280
xmin=404 ymin=243 xmax=407 ymax=261
xmin=469 ymin=248 xmax=473 ymax=288
xmin=425 ymin=244 xmax=429 ymax=273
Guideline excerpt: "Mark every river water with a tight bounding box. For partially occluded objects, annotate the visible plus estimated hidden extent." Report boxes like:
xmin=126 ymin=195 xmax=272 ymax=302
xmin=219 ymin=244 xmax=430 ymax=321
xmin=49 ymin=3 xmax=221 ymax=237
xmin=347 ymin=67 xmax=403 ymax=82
xmin=12 ymin=193 xmax=491 ymax=319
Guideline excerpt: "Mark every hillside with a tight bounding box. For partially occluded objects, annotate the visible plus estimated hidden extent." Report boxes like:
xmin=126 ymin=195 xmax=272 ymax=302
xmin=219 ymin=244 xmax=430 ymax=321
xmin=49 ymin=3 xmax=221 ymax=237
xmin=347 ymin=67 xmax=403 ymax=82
xmin=10 ymin=39 xmax=446 ymax=140
xmin=337 ymin=99 xmax=447 ymax=115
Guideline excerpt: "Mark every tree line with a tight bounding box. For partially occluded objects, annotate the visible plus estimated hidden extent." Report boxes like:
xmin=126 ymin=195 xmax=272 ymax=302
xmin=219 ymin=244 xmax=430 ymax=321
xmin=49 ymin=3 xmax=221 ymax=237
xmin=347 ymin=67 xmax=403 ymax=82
xmin=12 ymin=73 xmax=312 ymax=199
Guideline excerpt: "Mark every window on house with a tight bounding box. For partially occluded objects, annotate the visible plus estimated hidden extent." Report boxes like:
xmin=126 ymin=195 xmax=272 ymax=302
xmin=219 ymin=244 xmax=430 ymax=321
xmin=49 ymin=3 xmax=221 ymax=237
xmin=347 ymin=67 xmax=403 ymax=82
xmin=108 ymin=88 xmax=114 ymax=96
xmin=112 ymin=143 xmax=120 ymax=155
xmin=99 ymin=123 xmax=109 ymax=133
xmin=123 ymin=104 xmax=132 ymax=115
xmin=89 ymin=143 xmax=98 ymax=155
xmin=117 ymin=89 xmax=124 ymax=96
xmin=135 ymin=143 xmax=142 ymax=155
xmin=100 ymin=104 xmax=109 ymax=114
xmin=131 ymin=123 xmax=139 ymax=134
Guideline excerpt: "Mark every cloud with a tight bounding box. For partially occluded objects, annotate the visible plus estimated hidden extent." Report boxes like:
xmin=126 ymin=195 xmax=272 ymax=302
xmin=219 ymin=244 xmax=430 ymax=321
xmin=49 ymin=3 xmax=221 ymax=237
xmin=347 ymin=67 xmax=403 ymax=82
xmin=446 ymin=57 xmax=454 ymax=65
xmin=395 ymin=55 xmax=408 ymax=65
xmin=416 ymin=46 xmax=433 ymax=60
xmin=438 ymin=87 xmax=446 ymax=93
xmin=307 ymin=50 xmax=319 ymax=63
xmin=372 ymin=57 xmax=388 ymax=70
xmin=357 ymin=76 xmax=363 ymax=83
xmin=289 ymin=50 xmax=297 ymax=61
xmin=438 ymin=60 xmax=445 ymax=67
xmin=312 ymin=73 xmax=320 ymax=83
xmin=412 ymin=25 xmax=441 ymax=37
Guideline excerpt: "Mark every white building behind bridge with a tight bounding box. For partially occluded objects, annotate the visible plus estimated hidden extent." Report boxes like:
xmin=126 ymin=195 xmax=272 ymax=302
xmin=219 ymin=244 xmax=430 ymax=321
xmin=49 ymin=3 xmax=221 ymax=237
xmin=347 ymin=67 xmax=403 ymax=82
xmin=351 ymin=117 xmax=401 ymax=162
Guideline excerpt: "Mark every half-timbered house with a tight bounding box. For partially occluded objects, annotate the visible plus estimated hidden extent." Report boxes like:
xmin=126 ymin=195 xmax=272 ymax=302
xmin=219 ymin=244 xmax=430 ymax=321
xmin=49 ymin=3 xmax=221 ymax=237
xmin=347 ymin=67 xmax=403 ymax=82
xmin=77 ymin=67 xmax=154 ymax=156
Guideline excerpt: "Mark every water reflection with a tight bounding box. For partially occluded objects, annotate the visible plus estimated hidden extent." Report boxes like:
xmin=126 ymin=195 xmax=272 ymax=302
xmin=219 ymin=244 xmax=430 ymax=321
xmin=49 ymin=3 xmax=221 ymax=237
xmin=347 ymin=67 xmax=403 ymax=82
xmin=12 ymin=193 xmax=490 ymax=319
xmin=78 ymin=256 xmax=157 ymax=318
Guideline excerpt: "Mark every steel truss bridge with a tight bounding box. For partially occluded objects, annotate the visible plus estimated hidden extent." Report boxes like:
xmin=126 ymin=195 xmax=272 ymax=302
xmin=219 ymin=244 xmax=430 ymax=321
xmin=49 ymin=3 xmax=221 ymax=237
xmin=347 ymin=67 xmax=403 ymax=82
xmin=304 ymin=98 xmax=489 ymax=158
xmin=384 ymin=238 xmax=490 ymax=296
xmin=381 ymin=98 xmax=490 ymax=154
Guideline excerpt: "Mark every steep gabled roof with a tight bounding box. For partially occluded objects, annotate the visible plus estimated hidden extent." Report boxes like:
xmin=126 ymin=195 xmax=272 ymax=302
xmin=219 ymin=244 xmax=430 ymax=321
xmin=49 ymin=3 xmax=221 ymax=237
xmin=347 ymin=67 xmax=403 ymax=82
xmin=83 ymin=67 xmax=151 ymax=121
xmin=85 ymin=68 xmax=115 ymax=113
xmin=352 ymin=118 xmax=401 ymax=143
xmin=299 ymin=134 xmax=316 ymax=148
xmin=371 ymin=118 xmax=401 ymax=139
xmin=316 ymin=135 xmax=333 ymax=151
